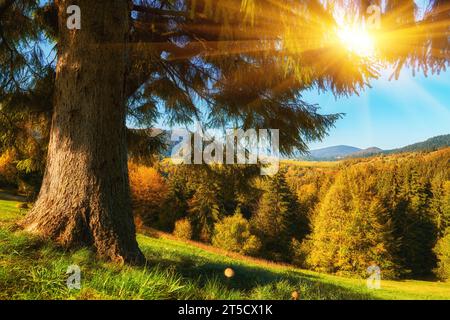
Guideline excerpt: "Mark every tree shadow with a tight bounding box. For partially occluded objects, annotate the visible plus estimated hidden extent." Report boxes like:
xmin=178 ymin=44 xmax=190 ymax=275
xmin=142 ymin=248 xmax=376 ymax=300
xmin=0 ymin=189 xmax=26 ymax=202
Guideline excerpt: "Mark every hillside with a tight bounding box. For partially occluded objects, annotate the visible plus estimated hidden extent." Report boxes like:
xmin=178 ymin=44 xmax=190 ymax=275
xmin=298 ymin=145 xmax=362 ymax=160
xmin=300 ymin=134 xmax=450 ymax=161
xmin=1 ymin=196 xmax=449 ymax=300
xmin=386 ymin=134 xmax=450 ymax=154
xmin=345 ymin=147 xmax=383 ymax=158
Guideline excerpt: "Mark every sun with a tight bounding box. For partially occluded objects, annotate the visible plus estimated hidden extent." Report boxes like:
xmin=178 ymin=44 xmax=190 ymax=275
xmin=337 ymin=25 xmax=375 ymax=58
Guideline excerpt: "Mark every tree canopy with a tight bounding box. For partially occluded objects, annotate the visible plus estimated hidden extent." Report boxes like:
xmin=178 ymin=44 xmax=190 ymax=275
xmin=1 ymin=0 xmax=448 ymax=156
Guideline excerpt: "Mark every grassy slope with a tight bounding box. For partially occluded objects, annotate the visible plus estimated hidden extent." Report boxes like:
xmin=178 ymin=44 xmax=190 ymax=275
xmin=1 ymin=197 xmax=449 ymax=300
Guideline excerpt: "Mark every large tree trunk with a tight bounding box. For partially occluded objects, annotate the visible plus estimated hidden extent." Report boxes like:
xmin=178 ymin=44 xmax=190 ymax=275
xmin=22 ymin=0 xmax=144 ymax=264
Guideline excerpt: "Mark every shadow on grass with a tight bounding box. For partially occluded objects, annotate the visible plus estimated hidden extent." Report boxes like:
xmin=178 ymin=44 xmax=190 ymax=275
xmin=0 ymin=212 xmax=375 ymax=300
xmin=141 ymin=246 xmax=376 ymax=300
xmin=0 ymin=189 xmax=26 ymax=202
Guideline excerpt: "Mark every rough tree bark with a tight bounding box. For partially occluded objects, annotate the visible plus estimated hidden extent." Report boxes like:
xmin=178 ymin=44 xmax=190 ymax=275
xmin=21 ymin=0 xmax=145 ymax=264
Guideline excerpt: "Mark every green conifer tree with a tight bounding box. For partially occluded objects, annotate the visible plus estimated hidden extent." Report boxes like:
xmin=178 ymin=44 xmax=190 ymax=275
xmin=251 ymin=172 xmax=304 ymax=262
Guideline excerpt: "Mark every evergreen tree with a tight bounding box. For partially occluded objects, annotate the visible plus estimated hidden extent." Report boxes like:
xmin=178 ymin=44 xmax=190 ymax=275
xmin=430 ymin=173 xmax=450 ymax=237
xmin=433 ymin=229 xmax=450 ymax=281
xmin=188 ymin=183 xmax=221 ymax=242
xmin=394 ymin=163 xmax=437 ymax=277
xmin=251 ymin=172 xmax=304 ymax=262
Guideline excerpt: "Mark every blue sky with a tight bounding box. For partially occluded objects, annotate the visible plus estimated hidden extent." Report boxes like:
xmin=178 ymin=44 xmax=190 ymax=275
xmin=154 ymin=66 xmax=450 ymax=151
xmin=303 ymin=68 xmax=450 ymax=150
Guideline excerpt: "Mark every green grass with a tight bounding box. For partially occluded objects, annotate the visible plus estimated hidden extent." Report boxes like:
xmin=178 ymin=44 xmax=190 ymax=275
xmin=0 ymin=199 xmax=27 ymax=224
xmin=0 ymin=197 xmax=449 ymax=300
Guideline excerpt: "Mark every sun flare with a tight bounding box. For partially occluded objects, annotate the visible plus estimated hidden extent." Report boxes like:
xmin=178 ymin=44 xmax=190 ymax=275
xmin=337 ymin=25 xmax=375 ymax=58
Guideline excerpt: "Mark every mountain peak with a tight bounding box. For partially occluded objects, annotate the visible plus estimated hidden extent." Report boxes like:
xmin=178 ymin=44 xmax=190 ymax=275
xmin=305 ymin=145 xmax=362 ymax=160
xmin=298 ymin=134 xmax=450 ymax=161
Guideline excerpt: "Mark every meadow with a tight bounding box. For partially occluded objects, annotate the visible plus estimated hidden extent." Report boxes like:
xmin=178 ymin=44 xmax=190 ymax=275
xmin=1 ymin=196 xmax=449 ymax=300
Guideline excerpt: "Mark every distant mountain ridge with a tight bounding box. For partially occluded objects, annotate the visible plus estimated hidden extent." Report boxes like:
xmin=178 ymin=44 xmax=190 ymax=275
xmin=299 ymin=134 xmax=450 ymax=161
xmin=296 ymin=145 xmax=364 ymax=161
xmin=385 ymin=134 xmax=450 ymax=155
xmin=308 ymin=145 xmax=361 ymax=159
xmin=347 ymin=147 xmax=383 ymax=158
